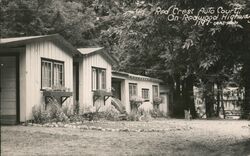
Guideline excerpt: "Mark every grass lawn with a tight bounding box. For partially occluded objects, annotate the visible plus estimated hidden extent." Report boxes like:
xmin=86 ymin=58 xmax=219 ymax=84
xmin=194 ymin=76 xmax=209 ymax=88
xmin=1 ymin=119 xmax=250 ymax=156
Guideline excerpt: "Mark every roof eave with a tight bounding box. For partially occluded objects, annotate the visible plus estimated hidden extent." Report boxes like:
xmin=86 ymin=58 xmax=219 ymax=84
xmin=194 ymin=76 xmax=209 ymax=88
xmin=0 ymin=34 xmax=81 ymax=56
xmin=112 ymin=70 xmax=163 ymax=83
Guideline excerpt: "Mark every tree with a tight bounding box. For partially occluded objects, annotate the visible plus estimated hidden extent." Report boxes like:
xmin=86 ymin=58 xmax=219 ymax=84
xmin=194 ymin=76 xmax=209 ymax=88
xmin=99 ymin=0 xmax=250 ymax=118
xmin=1 ymin=0 xmax=249 ymax=118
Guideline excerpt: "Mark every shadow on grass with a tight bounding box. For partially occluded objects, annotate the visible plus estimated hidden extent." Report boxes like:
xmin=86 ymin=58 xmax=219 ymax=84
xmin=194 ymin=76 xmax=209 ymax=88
xmin=231 ymin=139 xmax=250 ymax=156
xmin=186 ymin=139 xmax=250 ymax=156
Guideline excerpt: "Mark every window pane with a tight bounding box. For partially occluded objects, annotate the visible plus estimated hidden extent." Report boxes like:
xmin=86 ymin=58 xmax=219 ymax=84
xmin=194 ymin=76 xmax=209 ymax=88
xmin=54 ymin=64 xmax=58 ymax=87
xmin=41 ymin=59 xmax=64 ymax=89
xmin=129 ymin=84 xmax=132 ymax=97
xmin=101 ymin=70 xmax=106 ymax=89
xmin=98 ymin=69 xmax=101 ymax=89
xmin=129 ymin=83 xmax=137 ymax=99
xmin=53 ymin=62 xmax=64 ymax=87
xmin=92 ymin=67 xmax=106 ymax=90
xmin=42 ymin=60 xmax=52 ymax=88
xmin=133 ymin=85 xmax=137 ymax=96
xmin=142 ymin=89 xmax=149 ymax=99
xmin=60 ymin=64 xmax=63 ymax=85
xmin=92 ymin=68 xmax=96 ymax=90
xmin=153 ymin=85 xmax=159 ymax=98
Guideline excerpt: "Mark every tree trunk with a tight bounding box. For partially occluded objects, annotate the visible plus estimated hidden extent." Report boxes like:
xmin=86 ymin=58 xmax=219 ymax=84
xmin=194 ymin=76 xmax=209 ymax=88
xmin=173 ymin=75 xmax=184 ymax=118
xmin=205 ymin=81 xmax=215 ymax=118
xmin=183 ymin=76 xmax=196 ymax=118
xmin=217 ymin=83 xmax=225 ymax=118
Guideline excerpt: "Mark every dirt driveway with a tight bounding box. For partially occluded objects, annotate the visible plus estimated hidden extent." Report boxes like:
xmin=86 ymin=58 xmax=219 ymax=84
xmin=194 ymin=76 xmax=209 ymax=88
xmin=1 ymin=119 xmax=250 ymax=156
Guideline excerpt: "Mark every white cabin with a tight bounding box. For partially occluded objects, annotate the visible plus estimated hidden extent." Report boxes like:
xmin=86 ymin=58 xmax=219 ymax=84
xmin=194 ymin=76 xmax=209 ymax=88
xmin=74 ymin=48 xmax=117 ymax=113
xmin=0 ymin=34 xmax=169 ymax=124
xmin=112 ymin=71 xmax=168 ymax=114
xmin=0 ymin=34 xmax=78 ymax=124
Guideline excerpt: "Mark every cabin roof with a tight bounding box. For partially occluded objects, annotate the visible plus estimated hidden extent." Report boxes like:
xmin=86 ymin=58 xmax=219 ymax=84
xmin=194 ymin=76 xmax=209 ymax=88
xmin=77 ymin=47 xmax=118 ymax=65
xmin=112 ymin=70 xmax=163 ymax=83
xmin=0 ymin=34 xmax=80 ymax=55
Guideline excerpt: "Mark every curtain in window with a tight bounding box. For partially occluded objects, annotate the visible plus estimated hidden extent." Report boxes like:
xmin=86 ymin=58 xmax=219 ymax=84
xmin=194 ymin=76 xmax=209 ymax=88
xmin=92 ymin=68 xmax=97 ymax=90
xmin=92 ymin=67 xmax=106 ymax=90
xmin=53 ymin=62 xmax=64 ymax=87
xmin=41 ymin=59 xmax=64 ymax=89
xmin=42 ymin=61 xmax=52 ymax=88
xmin=101 ymin=70 xmax=106 ymax=89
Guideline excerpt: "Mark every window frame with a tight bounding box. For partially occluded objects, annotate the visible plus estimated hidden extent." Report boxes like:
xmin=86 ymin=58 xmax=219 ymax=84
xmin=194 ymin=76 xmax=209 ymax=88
xmin=129 ymin=83 xmax=138 ymax=99
xmin=142 ymin=88 xmax=149 ymax=100
xmin=91 ymin=66 xmax=107 ymax=91
xmin=41 ymin=58 xmax=65 ymax=90
xmin=152 ymin=85 xmax=159 ymax=98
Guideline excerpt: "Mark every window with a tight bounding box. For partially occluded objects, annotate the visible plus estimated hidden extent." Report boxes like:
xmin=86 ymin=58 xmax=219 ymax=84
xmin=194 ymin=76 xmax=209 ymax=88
xmin=41 ymin=59 xmax=64 ymax=89
xmin=92 ymin=67 xmax=106 ymax=90
xmin=129 ymin=83 xmax=137 ymax=98
xmin=152 ymin=85 xmax=159 ymax=98
xmin=142 ymin=89 xmax=149 ymax=100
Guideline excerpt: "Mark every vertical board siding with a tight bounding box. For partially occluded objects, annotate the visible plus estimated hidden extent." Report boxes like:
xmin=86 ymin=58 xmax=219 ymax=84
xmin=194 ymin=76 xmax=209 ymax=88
xmin=79 ymin=54 xmax=112 ymax=112
xmin=24 ymin=41 xmax=73 ymax=120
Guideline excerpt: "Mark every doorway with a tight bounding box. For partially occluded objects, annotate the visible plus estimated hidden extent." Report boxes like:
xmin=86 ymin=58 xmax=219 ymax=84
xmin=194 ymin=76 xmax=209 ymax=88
xmin=0 ymin=56 xmax=19 ymax=124
xmin=112 ymin=80 xmax=121 ymax=100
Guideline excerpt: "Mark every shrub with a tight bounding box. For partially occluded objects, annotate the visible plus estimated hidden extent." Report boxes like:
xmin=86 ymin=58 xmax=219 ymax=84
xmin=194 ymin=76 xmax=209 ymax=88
xmin=153 ymin=97 xmax=162 ymax=109
xmin=153 ymin=97 xmax=162 ymax=105
xmin=73 ymin=101 xmax=80 ymax=115
xmin=82 ymin=112 xmax=99 ymax=121
xmin=62 ymin=103 xmax=74 ymax=117
xmin=103 ymin=105 xmax=121 ymax=121
xmin=127 ymin=109 xmax=140 ymax=121
xmin=32 ymin=105 xmax=41 ymax=123
xmin=130 ymin=96 xmax=144 ymax=111
xmin=150 ymin=109 xmax=166 ymax=118
xmin=32 ymin=100 xmax=69 ymax=124
xmin=82 ymin=105 xmax=101 ymax=121
xmin=32 ymin=104 xmax=51 ymax=123
xmin=47 ymin=101 xmax=69 ymax=122
xmin=138 ymin=109 xmax=152 ymax=121
xmin=68 ymin=114 xmax=86 ymax=123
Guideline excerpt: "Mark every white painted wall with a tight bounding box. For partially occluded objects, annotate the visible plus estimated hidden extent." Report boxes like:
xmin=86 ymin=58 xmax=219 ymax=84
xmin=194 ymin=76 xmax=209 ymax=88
xmin=122 ymin=79 xmax=160 ymax=113
xmin=78 ymin=53 xmax=112 ymax=113
xmin=20 ymin=40 xmax=73 ymax=121
xmin=159 ymin=93 xmax=168 ymax=114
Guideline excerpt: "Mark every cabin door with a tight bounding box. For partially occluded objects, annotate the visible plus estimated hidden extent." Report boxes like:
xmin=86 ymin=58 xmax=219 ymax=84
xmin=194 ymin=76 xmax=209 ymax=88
xmin=0 ymin=56 xmax=18 ymax=124
xmin=112 ymin=81 xmax=121 ymax=100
